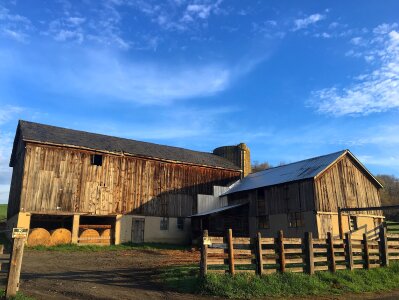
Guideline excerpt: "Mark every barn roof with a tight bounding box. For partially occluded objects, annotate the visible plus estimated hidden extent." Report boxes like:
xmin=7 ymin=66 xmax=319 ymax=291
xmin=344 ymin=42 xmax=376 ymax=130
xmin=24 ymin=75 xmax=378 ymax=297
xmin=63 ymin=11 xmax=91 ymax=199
xmin=223 ymin=150 xmax=382 ymax=195
xmin=10 ymin=120 xmax=241 ymax=170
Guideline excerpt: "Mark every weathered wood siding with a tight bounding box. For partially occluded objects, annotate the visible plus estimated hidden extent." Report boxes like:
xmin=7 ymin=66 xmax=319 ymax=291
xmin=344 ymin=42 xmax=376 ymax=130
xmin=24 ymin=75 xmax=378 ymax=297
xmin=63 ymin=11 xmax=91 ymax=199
xmin=314 ymin=155 xmax=381 ymax=214
xmin=18 ymin=143 xmax=240 ymax=217
xmin=7 ymin=138 xmax=25 ymax=218
xmin=228 ymin=179 xmax=315 ymax=216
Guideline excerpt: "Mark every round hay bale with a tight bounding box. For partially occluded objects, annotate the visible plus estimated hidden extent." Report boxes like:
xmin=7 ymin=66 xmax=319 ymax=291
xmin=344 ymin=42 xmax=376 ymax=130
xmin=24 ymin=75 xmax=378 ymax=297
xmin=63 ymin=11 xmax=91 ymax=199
xmin=79 ymin=229 xmax=100 ymax=244
xmin=100 ymin=229 xmax=111 ymax=244
xmin=27 ymin=228 xmax=51 ymax=246
xmin=50 ymin=228 xmax=72 ymax=246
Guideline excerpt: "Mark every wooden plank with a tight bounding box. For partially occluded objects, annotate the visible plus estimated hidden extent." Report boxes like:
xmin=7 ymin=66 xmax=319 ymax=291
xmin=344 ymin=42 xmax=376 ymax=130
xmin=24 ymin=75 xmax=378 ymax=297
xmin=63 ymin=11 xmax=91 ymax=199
xmin=256 ymin=232 xmax=264 ymax=276
xmin=208 ymin=269 xmax=227 ymax=274
xmin=363 ymin=233 xmax=370 ymax=270
xmin=200 ymin=230 xmax=208 ymax=277
xmin=262 ymin=249 xmax=277 ymax=255
xmin=346 ymin=233 xmax=354 ymax=270
xmin=305 ymin=232 xmax=314 ymax=275
xmin=208 ymin=248 xmax=225 ymax=255
xmin=235 ymin=270 xmax=256 ymax=274
xmin=233 ymin=237 xmax=252 ymax=245
xmin=235 ymin=259 xmax=255 ymax=265
xmin=334 ymin=256 xmax=346 ymax=262
xmin=353 ymin=255 xmax=364 ymax=261
xmin=388 ymin=249 xmax=399 ymax=253
xmin=227 ymin=229 xmax=235 ymax=275
xmin=6 ymin=238 xmax=26 ymax=298
xmin=313 ymin=248 xmax=328 ymax=253
xmin=314 ymin=265 xmax=329 ymax=271
xmin=387 ymin=241 xmax=399 ymax=246
xmin=261 ymin=237 xmax=275 ymax=244
xmin=313 ymin=257 xmax=328 ymax=262
xmin=286 ymin=267 xmax=304 ymax=273
xmin=283 ymin=238 xmax=302 ymax=245
xmin=285 ymin=258 xmax=303 ymax=264
xmin=278 ymin=230 xmax=285 ymax=272
xmin=388 ymin=256 xmax=399 ymax=260
xmin=284 ymin=248 xmax=303 ymax=254
xmin=208 ymin=237 xmax=224 ymax=243
xmin=234 ymin=249 xmax=252 ymax=255
xmin=207 ymin=259 xmax=226 ymax=265
xmin=336 ymin=265 xmax=347 ymax=270
xmin=327 ymin=232 xmax=336 ymax=272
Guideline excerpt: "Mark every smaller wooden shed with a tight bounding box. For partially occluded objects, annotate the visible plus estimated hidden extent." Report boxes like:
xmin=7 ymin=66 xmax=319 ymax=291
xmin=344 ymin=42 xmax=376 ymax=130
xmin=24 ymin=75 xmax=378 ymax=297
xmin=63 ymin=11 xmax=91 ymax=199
xmin=193 ymin=150 xmax=384 ymax=239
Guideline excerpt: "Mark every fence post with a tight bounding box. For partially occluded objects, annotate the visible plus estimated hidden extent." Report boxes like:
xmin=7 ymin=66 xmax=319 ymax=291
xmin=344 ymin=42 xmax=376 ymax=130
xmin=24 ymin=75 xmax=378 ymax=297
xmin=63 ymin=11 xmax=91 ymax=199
xmin=363 ymin=233 xmax=370 ymax=270
xmin=200 ymin=230 xmax=208 ymax=277
xmin=305 ymin=232 xmax=314 ymax=275
xmin=327 ymin=232 xmax=336 ymax=272
xmin=379 ymin=225 xmax=389 ymax=267
xmin=256 ymin=232 xmax=264 ymax=276
xmin=278 ymin=230 xmax=285 ymax=272
xmin=227 ymin=229 xmax=235 ymax=275
xmin=6 ymin=237 xmax=26 ymax=298
xmin=345 ymin=232 xmax=354 ymax=270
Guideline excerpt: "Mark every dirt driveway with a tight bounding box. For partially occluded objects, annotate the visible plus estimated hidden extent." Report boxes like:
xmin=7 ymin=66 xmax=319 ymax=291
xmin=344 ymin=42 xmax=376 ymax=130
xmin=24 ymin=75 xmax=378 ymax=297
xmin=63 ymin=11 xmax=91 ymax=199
xmin=11 ymin=249 xmax=399 ymax=300
xmin=19 ymin=248 xmax=202 ymax=300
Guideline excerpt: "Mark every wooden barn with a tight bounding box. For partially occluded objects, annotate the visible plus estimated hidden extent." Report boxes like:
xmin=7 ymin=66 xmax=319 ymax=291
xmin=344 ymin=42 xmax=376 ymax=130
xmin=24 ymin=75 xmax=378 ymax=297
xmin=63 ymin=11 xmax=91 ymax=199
xmin=7 ymin=120 xmax=251 ymax=245
xmin=191 ymin=150 xmax=384 ymax=239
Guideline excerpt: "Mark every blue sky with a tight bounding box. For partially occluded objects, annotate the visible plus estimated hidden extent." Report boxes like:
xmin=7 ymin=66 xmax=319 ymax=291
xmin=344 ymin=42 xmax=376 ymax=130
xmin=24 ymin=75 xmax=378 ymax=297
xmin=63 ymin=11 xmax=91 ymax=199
xmin=1 ymin=0 xmax=399 ymax=203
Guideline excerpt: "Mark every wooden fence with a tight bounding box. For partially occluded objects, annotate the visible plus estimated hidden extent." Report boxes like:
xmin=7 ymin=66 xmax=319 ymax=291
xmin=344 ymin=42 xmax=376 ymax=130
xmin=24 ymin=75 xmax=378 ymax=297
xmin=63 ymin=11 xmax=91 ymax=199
xmin=200 ymin=227 xmax=399 ymax=276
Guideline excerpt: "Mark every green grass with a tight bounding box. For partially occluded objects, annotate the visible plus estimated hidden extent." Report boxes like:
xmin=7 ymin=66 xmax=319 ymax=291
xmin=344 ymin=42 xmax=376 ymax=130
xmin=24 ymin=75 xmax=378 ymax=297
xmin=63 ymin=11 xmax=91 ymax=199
xmin=0 ymin=289 xmax=35 ymax=300
xmin=0 ymin=204 xmax=7 ymax=221
xmin=160 ymin=263 xmax=399 ymax=298
xmin=386 ymin=221 xmax=399 ymax=233
xmin=27 ymin=242 xmax=191 ymax=252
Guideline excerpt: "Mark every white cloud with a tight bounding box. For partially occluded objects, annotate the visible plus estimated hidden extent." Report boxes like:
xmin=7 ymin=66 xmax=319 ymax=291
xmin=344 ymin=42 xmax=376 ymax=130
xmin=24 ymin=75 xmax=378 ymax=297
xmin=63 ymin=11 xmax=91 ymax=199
xmin=0 ymin=4 xmax=33 ymax=42
xmin=292 ymin=13 xmax=325 ymax=31
xmin=310 ymin=25 xmax=399 ymax=116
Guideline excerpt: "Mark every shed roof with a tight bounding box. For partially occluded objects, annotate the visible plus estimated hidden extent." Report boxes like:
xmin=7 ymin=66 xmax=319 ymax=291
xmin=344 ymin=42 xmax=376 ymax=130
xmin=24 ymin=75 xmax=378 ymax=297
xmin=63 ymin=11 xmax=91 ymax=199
xmin=190 ymin=202 xmax=248 ymax=217
xmin=10 ymin=120 xmax=241 ymax=170
xmin=223 ymin=149 xmax=382 ymax=195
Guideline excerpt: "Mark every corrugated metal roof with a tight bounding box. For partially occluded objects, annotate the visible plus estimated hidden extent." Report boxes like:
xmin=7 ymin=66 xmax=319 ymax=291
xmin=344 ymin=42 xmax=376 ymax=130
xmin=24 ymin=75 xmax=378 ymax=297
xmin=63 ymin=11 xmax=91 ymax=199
xmin=190 ymin=202 xmax=248 ymax=217
xmin=223 ymin=150 xmax=348 ymax=195
xmin=11 ymin=120 xmax=241 ymax=170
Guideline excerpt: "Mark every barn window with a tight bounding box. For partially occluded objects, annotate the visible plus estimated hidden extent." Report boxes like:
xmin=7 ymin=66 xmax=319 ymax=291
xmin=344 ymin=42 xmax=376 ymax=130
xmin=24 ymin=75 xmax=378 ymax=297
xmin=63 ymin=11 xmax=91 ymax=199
xmin=160 ymin=217 xmax=169 ymax=230
xmin=91 ymin=154 xmax=103 ymax=166
xmin=288 ymin=212 xmax=304 ymax=228
xmin=350 ymin=216 xmax=358 ymax=231
xmin=257 ymin=215 xmax=269 ymax=229
xmin=177 ymin=217 xmax=184 ymax=230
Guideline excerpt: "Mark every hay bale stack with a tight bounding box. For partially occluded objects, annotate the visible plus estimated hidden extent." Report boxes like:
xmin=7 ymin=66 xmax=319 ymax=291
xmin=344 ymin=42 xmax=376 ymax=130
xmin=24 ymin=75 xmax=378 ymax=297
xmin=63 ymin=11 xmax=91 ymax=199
xmin=79 ymin=229 xmax=100 ymax=244
xmin=50 ymin=228 xmax=72 ymax=246
xmin=100 ymin=229 xmax=111 ymax=244
xmin=27 ymin=228 xmax=51 ymax=246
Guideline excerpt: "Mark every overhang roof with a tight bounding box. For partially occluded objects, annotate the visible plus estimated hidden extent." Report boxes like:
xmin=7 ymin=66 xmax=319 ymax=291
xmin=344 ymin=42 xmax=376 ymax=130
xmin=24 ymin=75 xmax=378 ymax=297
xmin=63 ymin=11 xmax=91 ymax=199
xmin=223 ymin=149 xmax=383 ymax=196
xmin=190 ymin=202 xmax=249 ymax=217
xmin=10 ymin=120 xmax=241 ymax=170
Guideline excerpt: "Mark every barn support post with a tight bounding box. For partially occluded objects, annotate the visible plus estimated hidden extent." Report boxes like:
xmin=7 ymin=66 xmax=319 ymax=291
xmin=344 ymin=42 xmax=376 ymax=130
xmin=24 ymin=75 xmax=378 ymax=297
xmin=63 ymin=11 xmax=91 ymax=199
xmin=363 ymin=233 xmax=370 ymax=270
xmin=256 ymin=232 xmax=264 ymax=276
xmin=278 ymin=230 xmax=285 ymax=273
xmin=305 ymin=232 xmax=314 ymax=275
xmin=379 ymin=226 xmax=389 ymax=267
xmin=71 ymin=214 xmax=80 ymax=244
xmin=227 ymin=229 xmax=235 ymax=275
xmin=345 ymin=232 xmax=354 ymax=270
xmin=114 ymin=214 xmax=122 ymax=245
xmin=200 ymin=230 xmax=208 ymax=277
xmin=327 ymin=232 xmax=336 ymax=272
xmin=338 ymin=207 xmax=344 ymax=239
xmin=6 ymin=237 xmax=26 ymax=299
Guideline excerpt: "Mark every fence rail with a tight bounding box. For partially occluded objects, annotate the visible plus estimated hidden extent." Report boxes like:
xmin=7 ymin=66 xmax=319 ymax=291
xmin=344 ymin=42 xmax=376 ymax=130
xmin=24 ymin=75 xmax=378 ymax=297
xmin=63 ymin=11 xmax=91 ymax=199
xmin=200 ymin=227 xmax=399 ymax=276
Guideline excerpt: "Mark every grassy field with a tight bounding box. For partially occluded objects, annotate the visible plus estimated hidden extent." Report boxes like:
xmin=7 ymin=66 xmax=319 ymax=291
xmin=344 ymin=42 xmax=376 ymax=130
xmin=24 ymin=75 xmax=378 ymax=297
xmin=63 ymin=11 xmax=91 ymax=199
xmin=0 ymin=290 xmax=35 ymax=300
xmin=160 ymin=263 xmax=399 ymax=298
xmin=0 ymin=204 xmax=7 ymax=221
xmin=28 ymin=242 xmax=191 ymax=252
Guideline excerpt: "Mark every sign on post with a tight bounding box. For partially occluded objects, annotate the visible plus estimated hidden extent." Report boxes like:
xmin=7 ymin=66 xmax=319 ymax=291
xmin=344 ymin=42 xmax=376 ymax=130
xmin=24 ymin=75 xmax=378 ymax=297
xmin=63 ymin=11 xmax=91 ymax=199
xmin=12 ymin=228 xmax=28 ymax=238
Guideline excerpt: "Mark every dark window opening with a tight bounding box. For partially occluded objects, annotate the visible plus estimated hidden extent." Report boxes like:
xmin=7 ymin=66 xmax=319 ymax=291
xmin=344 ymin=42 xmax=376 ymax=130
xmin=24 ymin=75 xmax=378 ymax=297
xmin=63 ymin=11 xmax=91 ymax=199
xmin=257 ymin=215 xmax=269 ymax=229
xmin=177 ymin=217 xmax=184 ymax=230
xmin=350 ymin=216 xmax=358 ymax=231
xmin=288 ymin=212 xmax=304 ymax=228
xmin=91 ymin=154 xmax=103 ymax=166
xmin=160 ymin=217 xmax=169 ymax=230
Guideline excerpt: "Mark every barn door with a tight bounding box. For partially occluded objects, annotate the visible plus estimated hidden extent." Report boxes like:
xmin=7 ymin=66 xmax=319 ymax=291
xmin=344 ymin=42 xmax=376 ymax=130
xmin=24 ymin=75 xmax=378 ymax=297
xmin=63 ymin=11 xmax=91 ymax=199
xmin=131 ymin=218 xmax=145 ymax=243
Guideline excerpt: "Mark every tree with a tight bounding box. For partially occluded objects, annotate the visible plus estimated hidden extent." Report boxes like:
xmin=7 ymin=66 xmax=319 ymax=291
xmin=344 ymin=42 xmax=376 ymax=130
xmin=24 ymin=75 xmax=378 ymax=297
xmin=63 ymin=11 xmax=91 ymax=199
xmin=375 ymin=174 xmax=399 ymax=220
xmin=251 ymin=161 xmax=272 ymax=173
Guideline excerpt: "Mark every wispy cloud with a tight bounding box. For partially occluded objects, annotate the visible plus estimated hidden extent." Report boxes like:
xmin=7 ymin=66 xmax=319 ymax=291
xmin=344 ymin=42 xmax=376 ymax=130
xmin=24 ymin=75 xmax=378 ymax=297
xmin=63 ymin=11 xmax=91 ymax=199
xmin=309 ymin=24 xmax=399 ymax=116
xmin=292 ymin=13 xmax=325 ymax=31
xmin=0 ymin=106 xmax=23 ymax=125
xmin=0 ymin=4 xmax=33 ymax=42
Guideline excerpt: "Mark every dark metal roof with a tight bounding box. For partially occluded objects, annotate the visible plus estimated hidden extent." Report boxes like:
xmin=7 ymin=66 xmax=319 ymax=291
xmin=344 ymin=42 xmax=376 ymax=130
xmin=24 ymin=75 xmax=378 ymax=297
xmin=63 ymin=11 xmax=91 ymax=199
xmin=11 ymin=120 xmax=241 ymax=170
xmin=223 ymin=150 xmax=382 ymax=195
xmin=190 ymin=202 xmax=249 ymax=217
